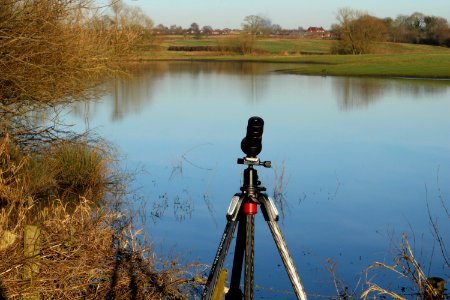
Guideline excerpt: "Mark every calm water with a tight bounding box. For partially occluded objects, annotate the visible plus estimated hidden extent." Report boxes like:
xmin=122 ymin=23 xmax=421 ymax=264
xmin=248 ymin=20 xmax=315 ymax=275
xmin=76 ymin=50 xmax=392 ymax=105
xmin=68 ymin=62 xmax=450 ymax=298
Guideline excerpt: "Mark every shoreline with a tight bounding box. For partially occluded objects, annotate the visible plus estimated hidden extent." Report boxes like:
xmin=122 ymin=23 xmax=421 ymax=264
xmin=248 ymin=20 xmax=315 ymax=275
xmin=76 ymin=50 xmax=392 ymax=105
xmin=128 ymin=53 xmax=450 ymax=80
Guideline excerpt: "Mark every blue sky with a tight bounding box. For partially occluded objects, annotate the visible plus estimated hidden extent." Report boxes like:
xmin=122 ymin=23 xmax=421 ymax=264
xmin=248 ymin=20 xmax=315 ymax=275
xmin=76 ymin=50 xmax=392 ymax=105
xmin=124 ymin=0 xmax=450 ymax=29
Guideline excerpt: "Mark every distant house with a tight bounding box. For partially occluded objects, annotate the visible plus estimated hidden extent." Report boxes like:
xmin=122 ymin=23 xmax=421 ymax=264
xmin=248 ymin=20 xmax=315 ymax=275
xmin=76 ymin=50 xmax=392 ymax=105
xmin=211 ymin=28 xmax=232 ymax=35
xmin=307 ymin=26 xmax=325 ymax=33
xmin=305 ymin=26 xmax=331 ymax=38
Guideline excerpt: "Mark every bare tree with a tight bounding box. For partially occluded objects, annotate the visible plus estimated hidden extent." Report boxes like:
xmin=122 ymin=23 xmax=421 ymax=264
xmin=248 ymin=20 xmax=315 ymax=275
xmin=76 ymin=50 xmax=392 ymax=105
xmin=424 ymin=16 xmax=450 ymax=45
xmin=242 ymin=15 xmax=271 ymax=35
xmin=202 ymin=25 xmax=213 ymax=35
xmin=189 ymin=22 xmax=200 ymax=35
xmin=387 ymin=12 xmax=450 ymax=46
xmin=332 ymin=8 xmax=387 ymax=54
xmin=0 ymin=0 xmax=150 ymax=148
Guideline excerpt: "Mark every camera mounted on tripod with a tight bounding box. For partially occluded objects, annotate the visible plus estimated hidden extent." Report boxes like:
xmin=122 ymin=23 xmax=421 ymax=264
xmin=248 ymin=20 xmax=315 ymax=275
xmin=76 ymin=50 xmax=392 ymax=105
xmin=202 ymin=116 xmax=307 ymax=300
xmin=237 ymin=116 xmax=271 ymax=168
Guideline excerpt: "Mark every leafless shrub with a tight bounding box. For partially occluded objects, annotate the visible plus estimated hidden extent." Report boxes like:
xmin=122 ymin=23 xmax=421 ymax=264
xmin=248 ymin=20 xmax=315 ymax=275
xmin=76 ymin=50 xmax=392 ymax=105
xmin=0 ymin=0 xmax=150 ymax=150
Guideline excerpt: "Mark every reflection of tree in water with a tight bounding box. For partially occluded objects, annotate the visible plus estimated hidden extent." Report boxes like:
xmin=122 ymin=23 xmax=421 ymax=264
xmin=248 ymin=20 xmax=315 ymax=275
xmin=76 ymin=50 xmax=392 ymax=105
xmin=157 ymin=61 xmax=273 ymax=105
xmin=335 ymin=77 xmax=450 ymax=111
xmin=335 ymin=77 xmax=387 ymax=110
xmin=110 ymin=63 xmax=168 ymax=121
xmin=71 ymin=61 xmax=276 ymax=120
xmin=163 ymin=61 xmax=277 ymax=76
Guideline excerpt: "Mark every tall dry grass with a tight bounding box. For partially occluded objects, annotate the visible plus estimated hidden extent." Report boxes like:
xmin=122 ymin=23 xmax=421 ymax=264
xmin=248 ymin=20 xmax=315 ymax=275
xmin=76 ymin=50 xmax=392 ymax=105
xmin=0 ymin=200 xmax=201 ymax=299
xmin=0 ymin=132 xmax=201 ymax=299
xmin=0 ymin=134 xmax=110 ymax=206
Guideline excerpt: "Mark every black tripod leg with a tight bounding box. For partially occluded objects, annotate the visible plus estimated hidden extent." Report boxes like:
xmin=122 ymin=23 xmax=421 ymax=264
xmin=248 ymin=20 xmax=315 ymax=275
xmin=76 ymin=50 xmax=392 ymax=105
xmin=202 ymin=220 xmax=238 ymax=300
xmin=244 ymin=214 xmax=255 ymax=300
xmin=226 ymin=214 xmax=246 ymax=299
xmin=267 ymin=220 xmax=308 ymax=300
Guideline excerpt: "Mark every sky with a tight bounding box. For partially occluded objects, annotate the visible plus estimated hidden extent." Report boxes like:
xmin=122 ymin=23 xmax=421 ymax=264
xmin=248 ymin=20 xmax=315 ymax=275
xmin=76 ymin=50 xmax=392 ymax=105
xmin=123 ymin=0 xmax=450 ymax=30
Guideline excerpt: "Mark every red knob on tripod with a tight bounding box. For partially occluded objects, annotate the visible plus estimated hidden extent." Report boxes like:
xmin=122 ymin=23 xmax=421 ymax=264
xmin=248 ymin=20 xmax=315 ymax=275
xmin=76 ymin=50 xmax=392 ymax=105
xmin=243 ymin=202 xmax=257 ymax=215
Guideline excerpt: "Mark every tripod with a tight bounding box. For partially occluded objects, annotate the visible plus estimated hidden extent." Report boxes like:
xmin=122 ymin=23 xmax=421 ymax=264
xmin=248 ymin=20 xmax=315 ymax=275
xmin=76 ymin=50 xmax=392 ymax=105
xmin=202 ymin=156 xmax=307 ymax=300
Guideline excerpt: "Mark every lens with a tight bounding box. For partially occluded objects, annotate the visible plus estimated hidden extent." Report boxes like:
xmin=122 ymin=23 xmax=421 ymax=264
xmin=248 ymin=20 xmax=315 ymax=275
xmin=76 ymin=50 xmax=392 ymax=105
xmin=241 ymin=116 xmax=264 ymax=157
xmin=246 ymin=117 xmax=263 ymax=139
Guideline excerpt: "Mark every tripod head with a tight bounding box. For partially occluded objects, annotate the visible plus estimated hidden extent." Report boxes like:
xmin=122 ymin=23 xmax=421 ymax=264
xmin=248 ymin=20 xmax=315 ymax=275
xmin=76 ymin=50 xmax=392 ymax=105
xmin=237 ymin=116 xmax=271 ymax=168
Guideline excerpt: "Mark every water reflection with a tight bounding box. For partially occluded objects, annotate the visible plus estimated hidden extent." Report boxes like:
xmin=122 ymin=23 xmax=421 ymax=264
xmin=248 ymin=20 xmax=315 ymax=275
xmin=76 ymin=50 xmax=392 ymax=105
xmin=71 ymin=62 xmax=450 ymax=121
xmin=71 ymin=62 xmax=290 ymax=121
xmin=66 ymin=62 xmax=450 ymax=299
xmin=335 ymin=77 xmax=450 ymax=110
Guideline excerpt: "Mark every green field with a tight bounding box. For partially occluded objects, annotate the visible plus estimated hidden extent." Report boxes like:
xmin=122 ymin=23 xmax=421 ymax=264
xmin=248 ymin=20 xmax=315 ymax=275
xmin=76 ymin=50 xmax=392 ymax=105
xmin=138 ymin=36 xmax=450 ymax=79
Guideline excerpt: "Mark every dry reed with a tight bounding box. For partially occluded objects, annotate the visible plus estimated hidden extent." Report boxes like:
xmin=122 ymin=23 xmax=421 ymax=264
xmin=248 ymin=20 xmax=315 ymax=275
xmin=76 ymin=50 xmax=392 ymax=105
xmin=1 ymin=131 xmax=202 ymax=299
xmin=362 ymin=233 xmax=446 ymax=299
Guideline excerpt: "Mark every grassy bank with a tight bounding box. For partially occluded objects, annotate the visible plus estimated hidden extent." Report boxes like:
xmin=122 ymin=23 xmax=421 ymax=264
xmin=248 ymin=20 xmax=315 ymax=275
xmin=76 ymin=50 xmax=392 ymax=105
xmin=0 ymin=135 xmax=200 ymax=299
xmin=139 ymin=36 xmax=450 ymax=79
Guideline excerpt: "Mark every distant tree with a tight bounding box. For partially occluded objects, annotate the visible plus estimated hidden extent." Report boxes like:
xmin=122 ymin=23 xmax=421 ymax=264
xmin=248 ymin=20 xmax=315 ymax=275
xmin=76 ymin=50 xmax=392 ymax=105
xmin=407 ymin=12 xmax=426 ymax=32
xmin=109 ymin=0 xmax=154 ymax=47
xmin=202 ymin=25 xmax=213 ymax=35
xmin=169 ymin=24 xmax=183 ymax=35
xmin=155 ymin=24 xmax=169 ymax=34
xmin=387 ymin=12 xmax=450 ymax=46
xmin=242 ymin=15 xmax=271 ymax=35
xmin=110 ymin=0 xmax=153 ymax=31
xmin=388 ymin=15 xmax=416 ymax=43
xmin=271 ymin=24 xmax=282 ymax=35
xmin=189 ymin=22 xmax=200 ymax=35
xmin=423 ymin=16 xmax=450 ymax=45
xmin=332 ymin=8 xmax=387 ymax=54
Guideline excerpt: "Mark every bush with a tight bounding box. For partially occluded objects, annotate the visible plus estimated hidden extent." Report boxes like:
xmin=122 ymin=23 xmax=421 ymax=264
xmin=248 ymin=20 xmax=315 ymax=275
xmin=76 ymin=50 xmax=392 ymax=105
xmin=50 ymin=142 xmax=107 ymax=202
xmin=0 ymin=134 xmax=110 ymax=206
xmin=217 ymin=34 xmax=256 ymax=54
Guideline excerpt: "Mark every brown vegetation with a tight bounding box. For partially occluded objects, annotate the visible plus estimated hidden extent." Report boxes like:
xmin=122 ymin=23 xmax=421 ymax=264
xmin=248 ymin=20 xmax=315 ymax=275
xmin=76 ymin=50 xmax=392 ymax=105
xmin=0 ymin=1 xmax=203 ymax=299
xmin=0 ymin=132 xmax=201 ymax=299
xmin=216 ymin=35 xmax=256 ymax=54
xmin=0 ymin=0 xmax=152 ymax=149
xmin=331 ymin=8 xmax=450 ymax=54
xmin=386 ymin=12 xmax=450 ymax=46
xmin=1 ymin=0 xmax=116 ymax=106
xmin=362 ymin=234 xmax=447 ymax=300
xmin=332 ymin=8 xmax=388 ymax=54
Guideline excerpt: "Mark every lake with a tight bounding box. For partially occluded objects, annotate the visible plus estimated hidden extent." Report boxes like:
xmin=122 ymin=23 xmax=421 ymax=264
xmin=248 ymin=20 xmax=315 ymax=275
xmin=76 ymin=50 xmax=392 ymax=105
xmin=67 ymin=61 xmax=450 ymax=299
